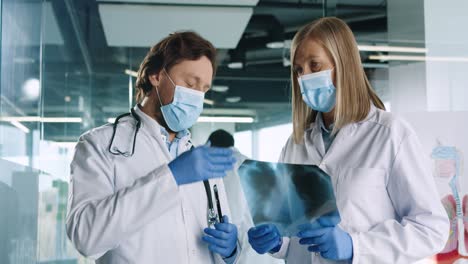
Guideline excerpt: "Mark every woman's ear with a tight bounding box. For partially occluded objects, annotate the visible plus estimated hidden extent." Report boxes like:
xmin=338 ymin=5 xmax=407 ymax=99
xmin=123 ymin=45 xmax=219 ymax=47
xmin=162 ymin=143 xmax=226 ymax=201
xmin=148 ymin=72 xmax=161 ymax=88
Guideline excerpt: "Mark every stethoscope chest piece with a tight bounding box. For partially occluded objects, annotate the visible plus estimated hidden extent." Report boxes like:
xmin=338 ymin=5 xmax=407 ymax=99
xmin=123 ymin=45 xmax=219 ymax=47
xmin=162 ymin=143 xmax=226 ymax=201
xmin=207 ymin=207 xmax=219 ymax=227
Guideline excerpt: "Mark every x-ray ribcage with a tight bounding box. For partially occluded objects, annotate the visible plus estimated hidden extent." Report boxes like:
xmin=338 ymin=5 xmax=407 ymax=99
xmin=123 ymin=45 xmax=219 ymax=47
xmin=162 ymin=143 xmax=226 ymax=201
xmin=238 ymin=160 xmax=337 ymax=236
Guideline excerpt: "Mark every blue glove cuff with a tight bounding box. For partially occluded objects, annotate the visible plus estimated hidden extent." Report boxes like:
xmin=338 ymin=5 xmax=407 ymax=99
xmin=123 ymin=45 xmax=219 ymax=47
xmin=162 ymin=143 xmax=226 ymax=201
xmin=269 ymin=236 xmax=283 ymax=254
xmin=224 ymin=246 xmax=237 ymax=259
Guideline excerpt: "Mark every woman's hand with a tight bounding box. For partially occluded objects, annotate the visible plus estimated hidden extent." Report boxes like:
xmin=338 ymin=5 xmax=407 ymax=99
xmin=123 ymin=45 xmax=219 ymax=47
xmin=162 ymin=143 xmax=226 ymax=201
xmin=297 ymin=211 xmax=353 ymax=261
xmin=247 ymin=223 xmax=283 ymax=254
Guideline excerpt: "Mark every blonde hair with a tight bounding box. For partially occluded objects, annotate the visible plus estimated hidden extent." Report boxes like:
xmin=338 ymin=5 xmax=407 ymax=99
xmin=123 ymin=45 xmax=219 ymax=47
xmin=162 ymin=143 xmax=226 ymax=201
xmin=290 ymin=17 xmax=385 ymax=144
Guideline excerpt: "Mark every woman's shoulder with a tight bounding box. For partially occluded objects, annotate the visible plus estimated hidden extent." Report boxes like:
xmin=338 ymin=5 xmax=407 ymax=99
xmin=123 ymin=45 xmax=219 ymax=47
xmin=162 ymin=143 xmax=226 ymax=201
xmin=279 ymin=133 xmax=299 ymax=161
xmin=371 ymin=108 xmax=417 ymax=139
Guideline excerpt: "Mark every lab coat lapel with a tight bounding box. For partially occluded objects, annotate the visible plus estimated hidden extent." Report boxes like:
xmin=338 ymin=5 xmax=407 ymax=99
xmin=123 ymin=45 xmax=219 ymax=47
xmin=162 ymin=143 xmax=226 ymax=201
xmin=314 ymin=104 xmax=378 ymax=178
xmin=304 ymin=113 xmax=326 ymax=162
xmin=133 ymin=105 xmax=173 ymax=161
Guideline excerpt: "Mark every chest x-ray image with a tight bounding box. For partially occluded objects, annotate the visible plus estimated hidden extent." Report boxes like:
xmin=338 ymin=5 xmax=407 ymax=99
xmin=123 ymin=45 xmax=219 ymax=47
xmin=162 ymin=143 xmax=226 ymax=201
xmin=238 ymin=160 xmax=337 ymax=236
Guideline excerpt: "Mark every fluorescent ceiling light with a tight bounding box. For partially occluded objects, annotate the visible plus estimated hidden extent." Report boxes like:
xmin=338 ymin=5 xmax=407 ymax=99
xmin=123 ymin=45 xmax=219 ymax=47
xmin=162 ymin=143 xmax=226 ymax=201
xmin=358 ymin=45 xmax=427 ymax=53
xmin=42 ymin=117 xmax=82 ymax=123
xmin=226 ymin=96 xmax=242 ymax=103
xmin=0 ymin=117 xmax=83 ymax=123
xmin=99 ymin=4 xmax=253 ymax=49
xmin=362 ymin=62 xmax=389 ymax=68
xmin=14 ymin=57 xmax=35 ymax=64
xmin=10 ymin=121 xmax=30 ymax=133
xmin=50 ymin=142 xmax=77 ymax=148
xmin=198 ymin=116 xmax=254 ymax=123
xmin=211 ymin=85 xmax=229 ymax=93
xmin=266 ymin=41 xmax=285 ymax=49
xmin=22 ymin=78 xmax=40 ymax=101
xmin=202 ymin=108 xmax=256 ymax=116
xmin=280 ymin=41 xmax=426 ymax=53
xmin=125 ymin=69 xmax=138 ymax=77
xmin=96 ymin=0 xmax=259 ymax=6
xmin=204 ymin=98 xmax=215 ymax=105
xmin=369 ymin=55 xmax=468 ymax=62
xmin=108 ymin=116 xmax=255 ymax=124
xmin=227 ymin=62 xmax=243 ymax=69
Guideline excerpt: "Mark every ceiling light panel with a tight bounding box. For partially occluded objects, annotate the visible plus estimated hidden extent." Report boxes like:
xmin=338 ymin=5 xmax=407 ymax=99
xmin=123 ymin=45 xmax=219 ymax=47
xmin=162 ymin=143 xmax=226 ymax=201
xmin=99 ymin=3 xmax=255 ymax=48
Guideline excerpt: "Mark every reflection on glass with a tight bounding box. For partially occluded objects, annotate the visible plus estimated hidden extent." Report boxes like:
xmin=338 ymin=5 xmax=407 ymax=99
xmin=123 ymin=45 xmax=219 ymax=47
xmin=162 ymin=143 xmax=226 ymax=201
xmin=0 ymin=159 xmax=39 ymax=263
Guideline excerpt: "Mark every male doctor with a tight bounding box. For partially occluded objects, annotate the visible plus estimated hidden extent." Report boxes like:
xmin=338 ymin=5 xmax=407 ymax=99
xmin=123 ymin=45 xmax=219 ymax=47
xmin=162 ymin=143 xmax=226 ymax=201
xmin=66 ymin=31 xmax=241 ymax=263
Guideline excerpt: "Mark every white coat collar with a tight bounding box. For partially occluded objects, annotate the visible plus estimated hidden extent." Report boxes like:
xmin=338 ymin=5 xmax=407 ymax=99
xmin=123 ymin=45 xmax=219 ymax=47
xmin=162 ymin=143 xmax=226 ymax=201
xmin=133 ymin=105 xmax=193 ymax=155
xmin=303 ymin=103 xmax=378 ymax=158
xmin=110 ymin=105 xmax=192 ymax=159
xmin=307 ymin=103 xmax=378 ymax=132
xmin=133 ymin=104 xmax=164 ymax=140
xmin=133 ymin=105 xmax=192 ymax=140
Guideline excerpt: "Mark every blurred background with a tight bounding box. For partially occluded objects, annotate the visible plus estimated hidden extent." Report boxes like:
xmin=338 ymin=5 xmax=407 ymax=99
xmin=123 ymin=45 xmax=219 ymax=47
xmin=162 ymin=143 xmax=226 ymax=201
xmin=1 ymin=0 xmax=468 ymax=263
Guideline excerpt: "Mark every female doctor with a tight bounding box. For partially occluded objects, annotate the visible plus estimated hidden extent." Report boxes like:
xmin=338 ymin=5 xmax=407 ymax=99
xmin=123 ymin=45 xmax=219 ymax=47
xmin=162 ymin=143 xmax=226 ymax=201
xmin=247 ymin=17 xmax=449 ymax=263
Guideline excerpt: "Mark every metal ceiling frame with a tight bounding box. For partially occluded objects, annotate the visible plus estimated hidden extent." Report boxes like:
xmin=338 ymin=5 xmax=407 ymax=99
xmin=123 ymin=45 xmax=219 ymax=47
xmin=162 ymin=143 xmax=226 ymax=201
xmin=63 ymin=0 xmax=93 ymax=75
xmin=95 ymin=0 xmax=259 ymax=8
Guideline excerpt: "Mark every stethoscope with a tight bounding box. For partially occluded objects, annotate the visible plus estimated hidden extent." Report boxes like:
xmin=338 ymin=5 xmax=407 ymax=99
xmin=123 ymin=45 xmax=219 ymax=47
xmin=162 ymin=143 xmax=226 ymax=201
xmin=108 ymin=109 xmax=223 ymax=226
xmin=204 ymin=181 xmax=224 ymax=226
xmin=108 ymin=108 xmax=141 ymax=157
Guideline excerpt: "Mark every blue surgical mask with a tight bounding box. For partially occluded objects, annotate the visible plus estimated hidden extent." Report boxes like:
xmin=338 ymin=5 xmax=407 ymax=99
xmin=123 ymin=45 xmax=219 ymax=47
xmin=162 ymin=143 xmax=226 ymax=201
xmin=297 ymin=69 xmax=336 ymax=113
xmin=155 ymin=69 xmax=204 ymax=132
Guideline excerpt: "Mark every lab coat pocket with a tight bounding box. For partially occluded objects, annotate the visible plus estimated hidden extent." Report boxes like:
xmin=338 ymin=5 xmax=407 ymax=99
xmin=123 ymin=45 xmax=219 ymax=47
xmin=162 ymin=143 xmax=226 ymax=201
xmin=336 ymin=167 xmax=389 ymax=231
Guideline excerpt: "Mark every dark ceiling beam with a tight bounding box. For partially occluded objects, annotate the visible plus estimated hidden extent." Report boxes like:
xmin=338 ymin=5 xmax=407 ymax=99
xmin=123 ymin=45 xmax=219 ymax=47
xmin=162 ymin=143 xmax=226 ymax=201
xmin=336 ymin=4 xmax=386 ymax=12
xmin=256 ymin=1 xmax=322 ymax=9
xmin=284 ymin=12 xmax=387 ymax=33
xmin=64 ymin=0 xmax=93 ymax=74
xmin=87 ymin=0 xmax=120 ymax=64
xmin=94 ymin=1 xmax=256 ymax=8
xmin=41 ymin=61 xmax=291 ymax=82
xmin=345 ymin=14 xmax=387 ymax=32
xmin=215 ymin=66 xmax=289 ymax=82
xmin=244 ymin=14 xmax=284 ymax=35
xmin=257 ymin=1 xmax=385 ymax=13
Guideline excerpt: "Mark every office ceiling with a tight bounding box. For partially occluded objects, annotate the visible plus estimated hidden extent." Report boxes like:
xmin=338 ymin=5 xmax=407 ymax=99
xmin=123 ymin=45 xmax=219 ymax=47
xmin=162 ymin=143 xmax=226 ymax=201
xmin=1 ymin=0 xmax=392 ymax=141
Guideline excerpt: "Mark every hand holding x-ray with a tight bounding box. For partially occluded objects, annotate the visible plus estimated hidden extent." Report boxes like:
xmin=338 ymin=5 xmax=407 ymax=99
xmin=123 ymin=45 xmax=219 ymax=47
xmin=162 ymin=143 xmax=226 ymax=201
xmin=238 ymin=160 xmax=338 ymax=236
xmin=297 ymin=210 xmax=353 ymax=261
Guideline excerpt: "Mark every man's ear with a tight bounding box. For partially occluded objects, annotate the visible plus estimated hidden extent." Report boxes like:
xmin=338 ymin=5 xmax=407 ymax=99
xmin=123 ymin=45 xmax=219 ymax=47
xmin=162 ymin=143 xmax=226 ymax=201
xmin=148 ymin=71 xmax=161 ymax=88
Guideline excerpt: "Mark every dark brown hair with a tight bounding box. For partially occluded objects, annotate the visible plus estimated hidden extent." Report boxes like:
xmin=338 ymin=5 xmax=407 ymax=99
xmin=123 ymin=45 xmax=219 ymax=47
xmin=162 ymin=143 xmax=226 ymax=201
xmin=135 ymin=31 xmax=217 ymax=103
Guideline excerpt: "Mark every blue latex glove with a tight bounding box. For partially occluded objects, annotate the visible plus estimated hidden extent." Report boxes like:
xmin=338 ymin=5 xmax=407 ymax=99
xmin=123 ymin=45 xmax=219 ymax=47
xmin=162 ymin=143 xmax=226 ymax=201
xmin=202 ymin=215 xmax=238 ymax=258
xmin=247 ymin=223 xmax=282 ymax=254
xmin=168 ymin=145 xmax=236 ymax=185
xmin=297 ymin=212 xmax=353 ymax=261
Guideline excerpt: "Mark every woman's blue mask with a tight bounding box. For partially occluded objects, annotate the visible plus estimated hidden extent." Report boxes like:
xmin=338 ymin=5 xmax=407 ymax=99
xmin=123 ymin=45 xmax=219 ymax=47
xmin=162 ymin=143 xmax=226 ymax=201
xmin=297 ymin=69 xmax=336 ymax=113
xmin=156 ymin=69 xmax=205 ymax=132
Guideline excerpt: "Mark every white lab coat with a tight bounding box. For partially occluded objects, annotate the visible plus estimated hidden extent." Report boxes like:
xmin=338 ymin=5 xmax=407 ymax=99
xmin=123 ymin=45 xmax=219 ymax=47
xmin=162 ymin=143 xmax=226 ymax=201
xmin=66 ymin=105 xmax=240 ymax=264
xmin=270 ymin=105 xmax=449 ymax=264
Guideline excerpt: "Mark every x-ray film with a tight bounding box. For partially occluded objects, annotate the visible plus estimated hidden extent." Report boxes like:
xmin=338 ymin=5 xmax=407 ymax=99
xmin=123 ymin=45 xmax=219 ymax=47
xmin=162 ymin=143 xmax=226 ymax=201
xmin=238 ymin=159 xmax=337 ymax=236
